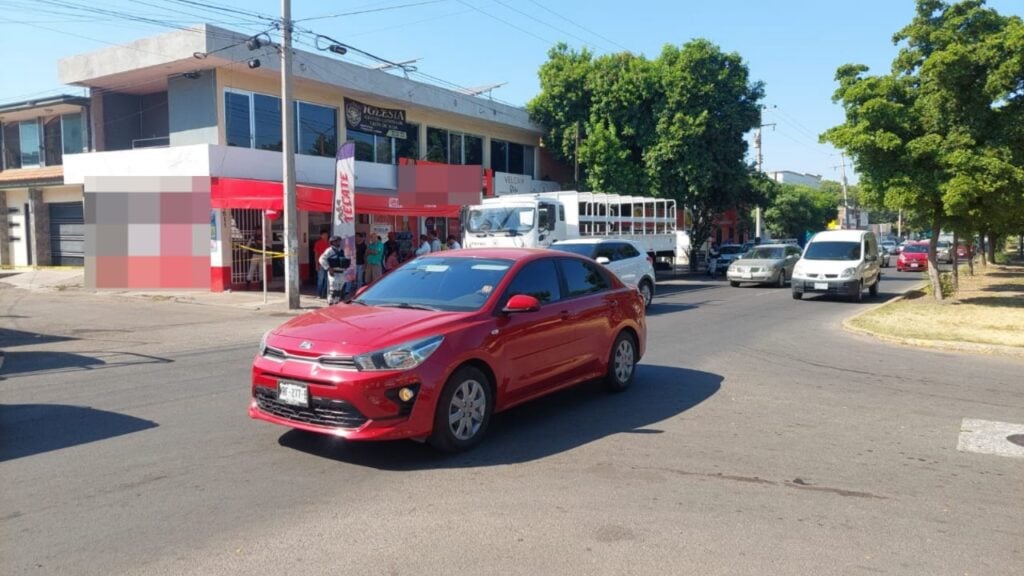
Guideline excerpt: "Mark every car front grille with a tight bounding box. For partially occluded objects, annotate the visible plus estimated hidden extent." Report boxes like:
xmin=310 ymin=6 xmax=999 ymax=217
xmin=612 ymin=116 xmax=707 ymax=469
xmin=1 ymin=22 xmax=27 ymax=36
xmin=263 ymin=346 xmax=357 ymax=370
xmin=254 ymin=386 xmax=368 ymax=429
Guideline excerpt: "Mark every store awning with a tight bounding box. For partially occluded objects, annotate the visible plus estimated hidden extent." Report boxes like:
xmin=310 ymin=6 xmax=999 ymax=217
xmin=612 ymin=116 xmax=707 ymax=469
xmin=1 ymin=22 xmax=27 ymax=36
xmin=210 ymin=177 xmax=462 ymax=217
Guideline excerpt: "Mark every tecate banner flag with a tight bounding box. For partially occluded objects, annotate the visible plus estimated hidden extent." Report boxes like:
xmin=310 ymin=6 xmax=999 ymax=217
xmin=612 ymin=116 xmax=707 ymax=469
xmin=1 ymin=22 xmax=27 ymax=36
xmin=333 ymin=141 xmax=357 ymax=284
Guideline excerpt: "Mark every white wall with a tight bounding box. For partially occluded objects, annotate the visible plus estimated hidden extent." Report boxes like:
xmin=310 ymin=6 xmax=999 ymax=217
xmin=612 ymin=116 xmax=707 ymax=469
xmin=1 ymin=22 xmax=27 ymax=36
xmin=66 ymin=144 xmax=400 ymax=190
xmin=5 ymin=189 xmax=29 ymax=266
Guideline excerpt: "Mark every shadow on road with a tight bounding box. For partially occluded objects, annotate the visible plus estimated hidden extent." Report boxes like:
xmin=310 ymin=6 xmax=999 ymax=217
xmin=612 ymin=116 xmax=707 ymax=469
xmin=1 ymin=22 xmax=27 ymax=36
xmin=278 ymin=364 xmax=721 ymax=469
xmin=0 ymin=328 xmax=76 ymax=348
xmin=0 ymin=404 xmax=158 ymax=462
xmin=645 ymin=301 xmax=698 ymax=315
xmin=0 ymin=350 xmax=173 ymax=379
xmin=957 ymin=296 xmax=1024 ymax=308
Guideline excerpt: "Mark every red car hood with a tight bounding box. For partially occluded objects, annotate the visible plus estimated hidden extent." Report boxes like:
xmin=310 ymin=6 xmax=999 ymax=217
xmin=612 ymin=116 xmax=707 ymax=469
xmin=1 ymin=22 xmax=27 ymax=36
xmin=268 ymin=305 xmax=474 ymax=356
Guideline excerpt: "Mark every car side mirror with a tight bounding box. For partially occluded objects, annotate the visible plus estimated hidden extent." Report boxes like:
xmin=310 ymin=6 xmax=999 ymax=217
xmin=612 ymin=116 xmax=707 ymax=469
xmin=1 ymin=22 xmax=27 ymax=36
xmin=596 ymin=256 xmax=610 ymax=265
xmin=503 ymin=294 xmax=541 ymax=313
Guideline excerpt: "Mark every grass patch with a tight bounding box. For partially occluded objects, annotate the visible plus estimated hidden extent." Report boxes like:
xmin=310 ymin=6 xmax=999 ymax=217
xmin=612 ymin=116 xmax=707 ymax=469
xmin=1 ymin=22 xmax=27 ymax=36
xmin=850 ymin=266 xmax=1024 ymax=348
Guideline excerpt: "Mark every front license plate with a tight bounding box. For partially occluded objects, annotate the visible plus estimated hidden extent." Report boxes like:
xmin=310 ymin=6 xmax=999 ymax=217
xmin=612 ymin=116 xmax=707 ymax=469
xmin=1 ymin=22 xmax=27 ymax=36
xmin=742 ymin=272 xmax=752 ymax=279
xmin=814 ymin=282 xmax=829 ymax=290
xmin=278 ymin=381 xmax=308 ymax=407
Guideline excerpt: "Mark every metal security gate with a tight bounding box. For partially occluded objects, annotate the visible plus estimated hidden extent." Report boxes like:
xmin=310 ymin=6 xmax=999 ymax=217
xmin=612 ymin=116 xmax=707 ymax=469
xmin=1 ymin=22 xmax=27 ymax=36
xmin=230 ymin=208 xmax=264 ymax=285
xmin=48 ymin=202 xmax=84 ymax=266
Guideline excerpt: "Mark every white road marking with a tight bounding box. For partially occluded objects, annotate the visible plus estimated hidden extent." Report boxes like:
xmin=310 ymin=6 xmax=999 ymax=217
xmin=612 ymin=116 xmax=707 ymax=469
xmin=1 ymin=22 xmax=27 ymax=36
xmin=957 ymin=418 xmax=1024 ymax=459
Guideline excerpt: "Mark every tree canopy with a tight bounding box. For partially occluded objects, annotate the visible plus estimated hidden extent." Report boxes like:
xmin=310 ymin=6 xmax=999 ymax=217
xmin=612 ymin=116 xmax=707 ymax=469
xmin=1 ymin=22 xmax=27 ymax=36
xmin=529 ymin=39 xmax=766 ymax=266
xmin=822 ymin=0 xmax=1024 ymax=299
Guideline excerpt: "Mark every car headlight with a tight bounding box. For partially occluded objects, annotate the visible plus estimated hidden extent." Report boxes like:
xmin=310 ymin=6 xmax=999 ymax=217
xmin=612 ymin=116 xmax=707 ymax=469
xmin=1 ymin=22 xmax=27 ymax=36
xmin=258 ymin=330 xmax=270 ymax=355
xmin=840 ymin=267 xmax=857 ymax=279
xmin=353 ymin=335 xmax=444 ymax=371
xmin=793 ymin=262 xmax=805 ymax=276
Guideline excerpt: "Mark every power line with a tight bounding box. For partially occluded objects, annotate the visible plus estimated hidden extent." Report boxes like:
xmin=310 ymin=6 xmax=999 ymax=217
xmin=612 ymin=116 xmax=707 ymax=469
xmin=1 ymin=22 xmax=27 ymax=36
xmin=296 ymin=0 xmax=449 ymax=23
xmin=454 ymin=0 xmax=556 ymax=46
xmin=525 ymin=0 xmax=631 ymax=52
xmin=489 ymin=0 xmax=610 ymax=52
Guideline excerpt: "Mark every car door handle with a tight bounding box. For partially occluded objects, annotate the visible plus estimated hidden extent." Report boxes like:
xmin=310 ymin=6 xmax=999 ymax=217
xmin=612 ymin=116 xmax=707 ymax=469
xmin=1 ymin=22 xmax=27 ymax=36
xmin=559 ymin=310 xmax=572 ymax=320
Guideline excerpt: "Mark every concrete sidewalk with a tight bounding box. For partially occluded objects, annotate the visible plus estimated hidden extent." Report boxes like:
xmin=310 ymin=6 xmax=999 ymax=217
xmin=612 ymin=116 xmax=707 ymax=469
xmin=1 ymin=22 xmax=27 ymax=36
xmin=0 ymin=268 xmax=327 ymax=313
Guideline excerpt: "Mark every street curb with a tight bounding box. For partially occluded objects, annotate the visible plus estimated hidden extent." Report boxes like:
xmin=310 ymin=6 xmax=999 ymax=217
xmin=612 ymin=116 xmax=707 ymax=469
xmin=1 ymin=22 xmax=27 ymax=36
xmin=841 ymin=281 xmax=1024 ymax=359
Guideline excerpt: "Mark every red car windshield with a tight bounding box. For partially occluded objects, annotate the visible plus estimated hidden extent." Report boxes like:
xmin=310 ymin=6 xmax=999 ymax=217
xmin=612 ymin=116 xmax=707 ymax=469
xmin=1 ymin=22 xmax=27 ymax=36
xmin=354 ymin=257 xmax=514 ymax=312
xmin=903 ymin=244 xmax=928 ymax=254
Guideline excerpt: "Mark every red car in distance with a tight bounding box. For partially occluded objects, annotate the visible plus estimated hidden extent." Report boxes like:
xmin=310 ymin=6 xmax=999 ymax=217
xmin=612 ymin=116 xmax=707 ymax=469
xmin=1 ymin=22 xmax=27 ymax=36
xmin=897 ymin=242 xmax=929 ymax=271
xmin=250 ymin=248 xmax=646 ymax=452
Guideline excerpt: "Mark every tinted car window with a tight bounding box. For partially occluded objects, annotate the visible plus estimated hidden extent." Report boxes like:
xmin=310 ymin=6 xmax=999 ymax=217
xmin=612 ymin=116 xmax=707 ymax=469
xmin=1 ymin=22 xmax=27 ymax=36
xmin=549 ymin=243 xmax=597 ymax=259
xmin=904 ymin=244 xmax=928 ymax=254
xmin=803 ymin=241 xmax=861 ymax=260
xmin=618 ymin=243 xmax=641 ymax=259
xmin=560 ymin=258 xmax=609 ymax=297
xmin=594 ymin=243 xmax=618 ymax=262
xmin=503 ymin=258 xmax=561 ymax=305
xmin=356 ymin=257 xmax=512 ymax=311
xmin=786 ymin=246 xmax=802 ymax=257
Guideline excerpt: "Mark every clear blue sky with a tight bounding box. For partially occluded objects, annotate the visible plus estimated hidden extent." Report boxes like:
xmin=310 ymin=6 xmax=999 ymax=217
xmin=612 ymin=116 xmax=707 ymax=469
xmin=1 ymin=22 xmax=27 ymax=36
xmin=2 ymin=0 xmax=1021 ymax=184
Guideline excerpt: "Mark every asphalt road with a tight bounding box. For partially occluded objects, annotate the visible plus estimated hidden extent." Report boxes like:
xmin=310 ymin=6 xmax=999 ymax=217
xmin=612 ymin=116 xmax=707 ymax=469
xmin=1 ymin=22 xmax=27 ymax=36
xmin=1 ymin=270 xmax=1022 ymax=576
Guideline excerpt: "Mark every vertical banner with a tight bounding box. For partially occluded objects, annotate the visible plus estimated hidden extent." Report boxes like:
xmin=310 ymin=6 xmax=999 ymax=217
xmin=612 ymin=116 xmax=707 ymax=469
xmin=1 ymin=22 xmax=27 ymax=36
xmin=332 ymin=141 xmax=357 ymax=284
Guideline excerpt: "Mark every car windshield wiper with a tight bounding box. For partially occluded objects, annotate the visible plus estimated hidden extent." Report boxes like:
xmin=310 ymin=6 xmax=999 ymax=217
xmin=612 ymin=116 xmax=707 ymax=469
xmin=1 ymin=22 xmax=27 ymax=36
xmin=376 ymin=302 xmax=441 ymax=311
xmin=348 ymin=300 xmax=369 ymax=306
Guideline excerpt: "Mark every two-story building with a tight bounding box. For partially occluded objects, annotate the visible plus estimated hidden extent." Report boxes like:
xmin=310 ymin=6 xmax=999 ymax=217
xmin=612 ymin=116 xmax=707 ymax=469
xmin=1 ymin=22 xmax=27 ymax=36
xmin=0 ymin=95 xmax=91 ymax=267
xmin=57 ymin=24 xmax=570 ymax=291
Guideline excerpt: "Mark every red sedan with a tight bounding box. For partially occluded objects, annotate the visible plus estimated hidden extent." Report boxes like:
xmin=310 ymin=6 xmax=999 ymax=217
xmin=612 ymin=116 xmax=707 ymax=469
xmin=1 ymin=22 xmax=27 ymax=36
xmin=250 ymin=249 xmax=646 ymax=452
xmin=897 ymin=242 xmax=929 ymax=271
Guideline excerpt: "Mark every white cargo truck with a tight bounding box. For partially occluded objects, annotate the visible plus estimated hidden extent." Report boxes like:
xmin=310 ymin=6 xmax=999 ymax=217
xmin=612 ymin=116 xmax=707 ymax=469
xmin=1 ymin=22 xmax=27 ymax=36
xmin=461 ymin=191 xmax=689 ymax=263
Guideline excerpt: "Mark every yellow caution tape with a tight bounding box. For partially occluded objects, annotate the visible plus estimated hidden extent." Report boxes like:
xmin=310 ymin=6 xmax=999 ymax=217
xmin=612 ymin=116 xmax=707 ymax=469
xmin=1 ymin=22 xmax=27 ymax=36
xmin=233 ymin=243 xmax=287 ymax=259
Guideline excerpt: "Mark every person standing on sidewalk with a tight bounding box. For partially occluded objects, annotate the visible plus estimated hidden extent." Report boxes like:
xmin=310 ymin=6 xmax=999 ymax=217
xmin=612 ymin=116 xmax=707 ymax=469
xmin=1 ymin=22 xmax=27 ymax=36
xmin=318 ymin=236 xmax=350 ymax=305
xmin=354 ymin=232 xmax=367 ymax=289
xmin=416 ymin=234 xmax=432 ymax=256
xmin=314 ymin=231 xmax=330 ymax=299
xmin=383 ymin=232 xmax=400 ymax=271
xmin=364 ymin=233 xmax=384 ymax=285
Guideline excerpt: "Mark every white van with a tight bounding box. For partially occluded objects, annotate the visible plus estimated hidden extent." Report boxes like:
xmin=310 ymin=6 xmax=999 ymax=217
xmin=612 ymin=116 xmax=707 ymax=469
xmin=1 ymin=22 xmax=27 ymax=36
xmin=791 ymin=230 xmax=881 ymax=302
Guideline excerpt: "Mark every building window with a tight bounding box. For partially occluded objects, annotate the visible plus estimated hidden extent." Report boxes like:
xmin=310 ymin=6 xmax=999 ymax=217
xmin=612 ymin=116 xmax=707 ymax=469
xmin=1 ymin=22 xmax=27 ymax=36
xmin=225 ymin=91 xmax=252 ymax=148
xmin=253 ymin=93 xmax=282 ymax=151
xmin=2 ymin=123 xmax=21 ymax=170
xmin=225 ymin=90 xmax=338 ymax=157
xmin=491 ymin=139 xmax=534 ymax=176
xmin=62 ymin=113 xmax=84 ymax=156
xmin=44 ymin=117 xmax=63 ymax=166
xmin=350 ymin=124 xmax=419 ymax=164
xmin=19 ymin=120 xmax=41 ymax=168
xmin=296 ymin=102 xmax=336 ymax=157
xmin=426 ymin=127 xmax=483 ymax=165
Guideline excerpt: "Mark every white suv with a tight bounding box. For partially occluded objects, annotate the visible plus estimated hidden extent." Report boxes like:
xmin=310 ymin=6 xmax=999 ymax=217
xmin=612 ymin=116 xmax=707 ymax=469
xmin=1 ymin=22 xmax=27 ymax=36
xmin=549 ymin=239 xmax=656 ymax=308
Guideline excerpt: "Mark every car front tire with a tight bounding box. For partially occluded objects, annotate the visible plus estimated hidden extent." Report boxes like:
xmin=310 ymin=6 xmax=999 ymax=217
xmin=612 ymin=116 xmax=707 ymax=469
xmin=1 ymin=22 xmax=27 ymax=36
xmin=605 ymin=332 xmax=637 ymax=393
xmin=428 ymin=365 xmax=493 ymax=453
xmin=869 ymin=276 xmax=879 ymax=297
xmin=638 ymin=279 xmax=654 ymax=309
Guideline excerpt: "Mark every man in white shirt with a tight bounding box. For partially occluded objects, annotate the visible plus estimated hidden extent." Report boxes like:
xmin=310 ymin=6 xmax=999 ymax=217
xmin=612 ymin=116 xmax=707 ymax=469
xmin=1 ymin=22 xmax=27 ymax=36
xmin=415 ymin=234 xmax=432 ymax=256
xmin=428 ymin=231 xmax=442 ymax=253
xmin=446 ymin=236 xmax=461 ymax=250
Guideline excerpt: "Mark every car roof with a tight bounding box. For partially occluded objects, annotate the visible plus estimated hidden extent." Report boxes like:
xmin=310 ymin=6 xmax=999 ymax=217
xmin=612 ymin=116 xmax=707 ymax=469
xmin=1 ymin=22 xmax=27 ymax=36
xmin=552 ymin=238 xmax=633 ymax=246
xmin=750 ymin=244 xmax=790 ymax=249
xmin=809 ymin=230 xmax=872 ymax=242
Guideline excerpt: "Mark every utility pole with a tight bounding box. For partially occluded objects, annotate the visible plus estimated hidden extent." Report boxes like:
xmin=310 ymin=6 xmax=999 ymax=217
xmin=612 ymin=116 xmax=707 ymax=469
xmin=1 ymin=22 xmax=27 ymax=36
xmin=897 ymin=209 xmax=902 ymax=239
xmin=839 ymin=153 xmax=850 ymax=230
xmin=281 ymin=0 xmax=299 ymax=309
xmin=574 ymin=120 xmax=580 ymax=188
xmin=753 ymin=121 xmax=774 ymax=240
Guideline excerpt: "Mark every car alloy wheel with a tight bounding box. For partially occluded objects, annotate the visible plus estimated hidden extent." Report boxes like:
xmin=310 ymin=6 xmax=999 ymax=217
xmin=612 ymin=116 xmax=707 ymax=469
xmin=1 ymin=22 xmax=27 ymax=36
xmin=776 ymin=269 xmax=785 ymax=288
xmin=639 ymin=280 xmax=653 ymax=308
xmin=430 ymin=366 xmax=492 ymax=452
xmin=606 ymin=332 xmax=637 ymax=392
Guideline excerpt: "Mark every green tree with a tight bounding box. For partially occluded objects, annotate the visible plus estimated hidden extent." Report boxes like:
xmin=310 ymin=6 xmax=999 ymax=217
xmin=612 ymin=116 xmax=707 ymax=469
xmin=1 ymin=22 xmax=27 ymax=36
xmin=529 ymin=39 xmax=765 ymax=269
xmin=823 ymin=0 xmax=1024 ymax=300
xmin=764 ymin=184 xmax=837 ymax=239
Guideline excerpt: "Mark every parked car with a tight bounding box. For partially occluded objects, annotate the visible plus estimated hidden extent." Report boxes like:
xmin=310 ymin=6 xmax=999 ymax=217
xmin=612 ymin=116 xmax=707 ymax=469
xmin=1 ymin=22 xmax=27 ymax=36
xmin=881 ymin=240 xmax=897 ymax=262
xmin=709 ymin=244 xmax=747 ymax=276
xmin=791 ymin=230 xmax=882 ymax=302
xmin=250 ymin=249 xmax=646 ymax=452
xmin=897 ymin=242 xmax=929 ymax=271
xmin=726 ymin=244 xmax=802 ymax=287
xmin=549 ymin=239 xmax=656 ymax=308
xmin=878 ymin=244 xmax=891 ymax=267
xmin=936 ymin=240 xmax=953 ymax=264
xmin=956 ymin=243 xmax=972 ymax=259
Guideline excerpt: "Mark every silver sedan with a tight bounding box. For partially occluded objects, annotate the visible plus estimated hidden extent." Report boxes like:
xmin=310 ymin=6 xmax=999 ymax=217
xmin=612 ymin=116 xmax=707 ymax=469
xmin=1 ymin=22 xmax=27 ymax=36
xmin=727 ymin=244 xmax=802 ymax=287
